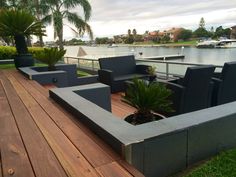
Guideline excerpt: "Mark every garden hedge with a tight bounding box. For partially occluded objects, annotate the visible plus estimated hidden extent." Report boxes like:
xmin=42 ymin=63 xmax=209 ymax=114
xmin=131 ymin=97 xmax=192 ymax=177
xmin=0 ymin=46 xmax=45 ymax=60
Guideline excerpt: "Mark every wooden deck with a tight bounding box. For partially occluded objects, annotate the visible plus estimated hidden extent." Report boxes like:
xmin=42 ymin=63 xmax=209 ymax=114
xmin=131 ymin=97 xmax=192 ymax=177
xmin=0 ymin=70 xmax=144 ymax=177
xmin=111 ymin=93 xmax=136 ymax=119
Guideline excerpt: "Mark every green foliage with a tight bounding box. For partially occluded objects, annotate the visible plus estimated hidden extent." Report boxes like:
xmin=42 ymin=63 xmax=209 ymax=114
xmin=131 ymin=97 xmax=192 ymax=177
xmin=199 ymin=17 xmax=205 ymax=29
xmin=184 ymin=148 xmax=236 ymax=177
xmin=122 ymin=79 xmax=173 ymax=118
xmin=124 ymin=35 xmax=134 ymax=44
xmin=0 ymin=46 xmax=45 ymax=60
xmin=0 ymin=46 xmax=16 ymax=59
xmin=194 ymin=28 xmax=211 ymax=38
xmin=0 ymin=9 xmax=45 ymax=38
xmin=40 ymin=0 xmax=93 ymax=49
xmin=95 ymin=37 xmax=111 ymax=44
xmin=34 ymin=47 xmax=66 ymax=70
xmin=0 ymin=9 xmax=45 ymax=54
xmin=161 ymin=35 xmax=171 ymax=43
xmin=213 ymin=26 xmax=231 ymax=39
xmin=146 ymin=66 xmax=157 ymax=76
xmin=178 ymin=29 xmax=193 ymax=41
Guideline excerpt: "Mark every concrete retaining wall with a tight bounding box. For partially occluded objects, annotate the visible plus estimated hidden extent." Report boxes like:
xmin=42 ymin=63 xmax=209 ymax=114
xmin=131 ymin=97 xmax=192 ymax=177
xmin=50 ymin=84 xmax=236 ymax=177
xmin=19 ymin=64 xmax=98 ymax=87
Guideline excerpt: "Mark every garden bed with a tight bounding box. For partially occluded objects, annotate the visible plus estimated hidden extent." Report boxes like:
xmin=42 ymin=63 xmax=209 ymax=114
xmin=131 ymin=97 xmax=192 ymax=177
xmin=19 ymin=64 xmax=98 ymax=87
xmin=49 ymin=83 xmax=236 ymax=177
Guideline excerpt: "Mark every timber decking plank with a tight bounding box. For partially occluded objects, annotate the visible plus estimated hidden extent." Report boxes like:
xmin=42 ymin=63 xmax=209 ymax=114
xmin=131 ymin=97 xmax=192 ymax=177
xmin=118 ymin=160 xmax=145 ymax=177
xmin=96 ymin=162 xmax=133 ymax=177
xmin=0 ymin=75 xmax=68 ymax=177
xmin=12 ymin=70 xmax=144 ymax=177
xmin=18 ymin=73 xmax=122 ymax=162
xmin=11 ymin=71 xmax=114 ymax=168
xmin=5 ymin=72 xmax=99 ymax=177
xmin=0 ymin=135 xmax=35 ymax=177
xmin=0 ymin=150 xmax=2 ymax=177
xmin=0 ymin=79 xmax=35 ymax=177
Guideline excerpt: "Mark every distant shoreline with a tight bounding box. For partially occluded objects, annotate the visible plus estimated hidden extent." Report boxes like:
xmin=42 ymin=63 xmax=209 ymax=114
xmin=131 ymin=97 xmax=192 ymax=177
xmin=117 ymin=43 xmax=196 ymax=47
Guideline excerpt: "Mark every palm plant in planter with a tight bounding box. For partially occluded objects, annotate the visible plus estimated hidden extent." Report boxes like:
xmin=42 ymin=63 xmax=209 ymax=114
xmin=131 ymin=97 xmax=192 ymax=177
xmin=0 ymin=9 xmax=45 ymax=68
xmin=147 ymin=66 xmax=157 ymax=82
xmin=122 ymin=79 xmax=173 ymax=125
xmin=34 ymin=47 xmax=66 ymax=71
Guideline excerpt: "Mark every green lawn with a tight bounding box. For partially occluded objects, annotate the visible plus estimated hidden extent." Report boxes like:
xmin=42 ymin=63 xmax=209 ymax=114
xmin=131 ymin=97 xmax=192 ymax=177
xmin=132 ymin=40 xmax=197 ymax=46
xmin=182 ymin=148 xmax=236 ymax=177
xmin=0 ymin=63 xmax=15 ymax=69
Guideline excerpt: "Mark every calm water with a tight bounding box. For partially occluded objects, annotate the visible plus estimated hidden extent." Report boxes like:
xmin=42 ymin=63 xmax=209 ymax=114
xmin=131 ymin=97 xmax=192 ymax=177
xmin=65 ymin=45 xmax=236 ymax=74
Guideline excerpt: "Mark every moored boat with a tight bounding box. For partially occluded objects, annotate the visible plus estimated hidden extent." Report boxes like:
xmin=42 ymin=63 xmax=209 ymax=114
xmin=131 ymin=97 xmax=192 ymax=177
xmin=215 ymin=39 xmax=236 ymax=48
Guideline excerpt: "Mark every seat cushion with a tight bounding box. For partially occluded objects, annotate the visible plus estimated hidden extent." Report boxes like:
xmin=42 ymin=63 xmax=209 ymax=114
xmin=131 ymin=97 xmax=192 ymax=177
xmin=114 ymin=74 xmax=148 ymax=81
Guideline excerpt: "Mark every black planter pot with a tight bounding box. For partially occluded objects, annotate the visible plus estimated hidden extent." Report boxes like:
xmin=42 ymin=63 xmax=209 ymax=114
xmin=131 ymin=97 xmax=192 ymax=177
xmin=149 ymin=75 xmax=157 ymax=82
xmin=124 ymin=113 xmax=164 ymax=125
xmin=14 ymin=54 xmax=35 ymax=68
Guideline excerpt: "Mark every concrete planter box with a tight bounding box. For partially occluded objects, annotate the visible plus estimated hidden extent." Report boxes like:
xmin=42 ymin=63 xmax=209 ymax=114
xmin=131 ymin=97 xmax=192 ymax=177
xmin=19 ymin=64 xmax=98 ymax=87
xmin=50 ymin=84 xmax=236 ymax=177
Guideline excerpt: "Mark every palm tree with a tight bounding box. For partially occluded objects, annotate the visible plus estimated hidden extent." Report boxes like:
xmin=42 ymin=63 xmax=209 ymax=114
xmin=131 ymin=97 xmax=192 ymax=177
xmin=40 ymin=0 xmax=93 ymax=49
xmin=0 ymin=9 xmax=45 ymax=67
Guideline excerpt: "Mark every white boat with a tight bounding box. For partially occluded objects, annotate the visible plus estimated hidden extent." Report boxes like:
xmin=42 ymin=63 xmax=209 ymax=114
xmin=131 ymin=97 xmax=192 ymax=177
xmin=215 ymin=39 xmax=236 ymax=48
xmin=196 ymin=40 xmax=219 ymax=48
xmin=107 ymin=44 xmax=118 ymax=48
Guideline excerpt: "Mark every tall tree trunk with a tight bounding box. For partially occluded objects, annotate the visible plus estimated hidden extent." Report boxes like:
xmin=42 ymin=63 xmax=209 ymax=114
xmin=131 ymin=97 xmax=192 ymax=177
xmin=58 ymin=27 xmax=64 ymax=50
xmin=39 ymin=36 xmax=44 ymax=47
xmin=27 ymin=36 xmax=32 ymax=47
xmin=14 ymin=35 xmax=28 ymax=55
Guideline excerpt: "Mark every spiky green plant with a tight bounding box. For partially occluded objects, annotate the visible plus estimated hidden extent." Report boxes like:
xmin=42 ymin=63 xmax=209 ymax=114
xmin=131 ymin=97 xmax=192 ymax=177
xmin=0 ymin=9 xmax=45 ymax=54
xmin=34 ymin=47 xmax=66 ymax=71
xmin=122 ymin=78 xmax=173 ymax=124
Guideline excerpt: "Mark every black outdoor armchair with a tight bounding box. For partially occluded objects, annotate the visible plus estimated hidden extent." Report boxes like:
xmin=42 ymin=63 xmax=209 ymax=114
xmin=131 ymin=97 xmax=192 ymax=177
xmin=98 ymin=55 xmax=150 ymax=93
xmin=163 ymin=65 xmax=215 ymax=116
xmin=211 ymin=61 xmax=236 ymax=106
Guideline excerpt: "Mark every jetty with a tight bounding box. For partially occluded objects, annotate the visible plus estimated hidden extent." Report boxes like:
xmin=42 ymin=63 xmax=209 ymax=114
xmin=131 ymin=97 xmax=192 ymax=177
xmin=141 ymin=54 xmax=185 ymax=60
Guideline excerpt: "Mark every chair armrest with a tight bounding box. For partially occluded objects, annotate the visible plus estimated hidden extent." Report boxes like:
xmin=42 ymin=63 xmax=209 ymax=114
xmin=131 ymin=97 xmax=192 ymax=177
xmin=169 ymin=77 xmax=184 ymax=85
xmin=136 ymin=64 xmax=150 ymax=74
xmin=160 ymin=81 xmax=185 ymax=92
xmin=212 ymin=77 xmax=222 ymax=83
xmin=98 ymin=69 xmax=114 ymax=85
xmin=159 ymin=81 xmax=185 ymax=115
xmin=212 ymin=72 xmax=221 ymax=78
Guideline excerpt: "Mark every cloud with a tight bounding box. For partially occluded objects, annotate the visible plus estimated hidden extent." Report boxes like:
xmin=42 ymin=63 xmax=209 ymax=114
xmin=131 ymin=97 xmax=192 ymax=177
xmin=86 ymin=0 xmax=236 ymax=37
xmin=44 ymin=0 xmax=236 ymax=40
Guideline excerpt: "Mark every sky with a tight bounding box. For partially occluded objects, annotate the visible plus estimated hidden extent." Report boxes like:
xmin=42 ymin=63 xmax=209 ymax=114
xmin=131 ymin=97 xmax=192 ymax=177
xmin=44 ymin=0 xmax=236 ymax=41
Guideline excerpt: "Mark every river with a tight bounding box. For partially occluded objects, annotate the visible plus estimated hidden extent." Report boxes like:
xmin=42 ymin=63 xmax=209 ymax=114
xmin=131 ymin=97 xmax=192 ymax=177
xmin=65 ymin=45 xmax=236 ymax=66
xmin=64 ymin=45 xmax=236 ymax=75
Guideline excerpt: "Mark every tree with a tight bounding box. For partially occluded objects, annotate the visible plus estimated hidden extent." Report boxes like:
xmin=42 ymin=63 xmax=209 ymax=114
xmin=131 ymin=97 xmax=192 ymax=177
xmin=178 ymin=29 xmax=192 ymax=41
xmin=132 ymin=29 xmax=137 ymax=42
xmin=161 ymin=35 xmax=170 ymax=43
xmin=128 ymin=29 xmax=131 ymax=36
xmin=194 ymin=28 xmax=210 ymax=38
xmin=199 ymin=17 xmax=205 ymax=29
xmin=0 ymin=9 xmax=45 ymax=55
xmin=214 ymin=26 xmax=231 ymax=38
xmin=40 ymin=0 xmax=93 ymax=49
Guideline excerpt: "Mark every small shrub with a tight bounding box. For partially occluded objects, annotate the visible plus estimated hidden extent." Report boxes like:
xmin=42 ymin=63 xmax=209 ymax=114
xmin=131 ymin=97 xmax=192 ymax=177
xmin=0 ymin=46 xmax=16 ymax=59
xmin=0 ymin=46 xmax=45 ymax=60
xmin=122 ymin=78 xmax=173 ymax=124
xmin=34 ymin=47 xmax=66 ymax=71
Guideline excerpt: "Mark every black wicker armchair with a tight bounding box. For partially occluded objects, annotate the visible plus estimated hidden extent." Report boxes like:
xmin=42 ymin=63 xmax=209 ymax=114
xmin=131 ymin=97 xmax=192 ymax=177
xmin=98 ymin=55 xmax=150 ymax=93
